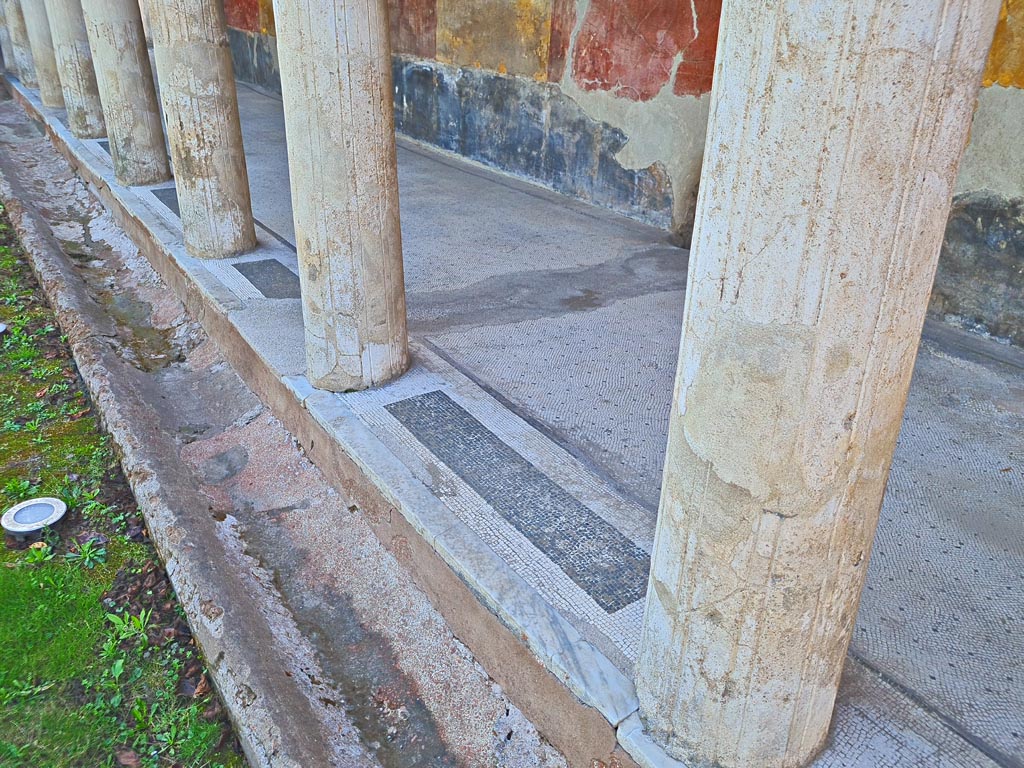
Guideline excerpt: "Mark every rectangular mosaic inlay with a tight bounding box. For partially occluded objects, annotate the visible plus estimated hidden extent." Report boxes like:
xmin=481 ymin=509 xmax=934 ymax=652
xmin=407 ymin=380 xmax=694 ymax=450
xmin=385 ymin=390 xmax=650 ymax=613
xmin=233 ymin=259 xmax=301 ymax=299
xmin=152 ymin=187 xmax=180 ymax=217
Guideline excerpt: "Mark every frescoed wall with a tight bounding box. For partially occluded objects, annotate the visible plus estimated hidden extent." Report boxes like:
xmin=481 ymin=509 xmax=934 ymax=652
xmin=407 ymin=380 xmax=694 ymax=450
xmin=221 ymin=0 xmax=720 ymax=238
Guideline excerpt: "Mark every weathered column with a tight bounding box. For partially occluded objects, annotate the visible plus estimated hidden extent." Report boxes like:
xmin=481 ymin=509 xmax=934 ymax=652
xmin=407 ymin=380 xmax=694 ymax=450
xmin=44 ymin=0 xmax=103 ymax=137
xmin=2 ymin=0 xmax=36 ymax=84
xmin=0 ymin=3 xmax=16 ymax=72
xmin=80 ymin=0 xmax=169 ymax=185
xmin=146 ymin=0 xmax=255 ymax=258
xmin=274 ymin=0 xmax=408 ymax=391
xmin=635 ymin=2 xmax=1001 ymax=767
xmin=20 ymin=0 xmax=63 ymax=106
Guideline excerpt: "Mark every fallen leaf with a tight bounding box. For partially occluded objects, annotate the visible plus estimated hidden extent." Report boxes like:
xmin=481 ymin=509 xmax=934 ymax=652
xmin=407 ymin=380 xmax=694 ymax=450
xmin=194 ymin=675 xmax=212 ymax=698
xmin=115 ymin=748 xmax=141 ymax=768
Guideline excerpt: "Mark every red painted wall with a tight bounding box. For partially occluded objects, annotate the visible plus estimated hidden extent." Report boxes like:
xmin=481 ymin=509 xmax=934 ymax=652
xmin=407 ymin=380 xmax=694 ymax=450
xmin=389 ymin=0 xmax=438 ymax=59
xmin=570 ymin=0 xmax=719 ymax=101
xmin=224 ymin=0 xmax=258 ymax=32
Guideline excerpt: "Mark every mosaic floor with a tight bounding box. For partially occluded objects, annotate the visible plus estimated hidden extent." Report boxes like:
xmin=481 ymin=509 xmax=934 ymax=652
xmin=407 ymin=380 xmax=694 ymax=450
xmin=39 ymin=78 xmax=1023 ymax=766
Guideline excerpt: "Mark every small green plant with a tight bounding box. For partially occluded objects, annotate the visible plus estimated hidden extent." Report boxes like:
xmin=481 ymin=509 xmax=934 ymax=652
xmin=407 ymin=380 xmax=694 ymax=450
xmin=64 ymin=539 xmax=107 ymax=569
xmin=106 ymin=607 xmax=153 ymax=649
xmin=58 ymin=477 xmax=99 ymax=507
xmin=23 ymin=543 xmax=54 ymax=565
xmin=0 ymin=678 xmax=56 ymax=705
xmin=2 ymin=478 xmax=39 ymax=501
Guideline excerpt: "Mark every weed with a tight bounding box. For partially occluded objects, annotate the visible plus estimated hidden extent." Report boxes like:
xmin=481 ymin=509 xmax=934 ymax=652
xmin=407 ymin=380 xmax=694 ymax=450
xmin=106 ymin=607 xmax=152 ymax=649
xmin=65 ymin=540 xmax=107 ymax=569
xmin=23 ymin=543 xmax=54 ymax=565
xmin=2 ymin=477 xmax=39 ymax=500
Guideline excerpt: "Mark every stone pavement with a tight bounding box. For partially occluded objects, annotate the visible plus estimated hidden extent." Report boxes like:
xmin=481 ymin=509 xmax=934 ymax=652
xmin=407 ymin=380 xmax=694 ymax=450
xmin=3 ymin=75 xmax=1021 ymax=767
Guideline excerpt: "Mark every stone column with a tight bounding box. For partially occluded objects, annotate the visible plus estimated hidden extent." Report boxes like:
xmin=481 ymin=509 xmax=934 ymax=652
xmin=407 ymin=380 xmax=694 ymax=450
xmin=0 ymin=3 xmax=16 ymax=72
xmin=274 ymin=0 xmax=408 ymax=391
xmin=635 ymin=2 xmax=1001 ymax=767
xmin=80 ymin=0 xmax=169 ymax=186
xmin=44 ymin=0 xmax=103 ymax=137
xmin=20 ymin=0 xmax=63 ymax=106
xmin=2 ymin=0 xmax=36 ymax=85
xmin=146 ymin=0 xmax=255 ymax=258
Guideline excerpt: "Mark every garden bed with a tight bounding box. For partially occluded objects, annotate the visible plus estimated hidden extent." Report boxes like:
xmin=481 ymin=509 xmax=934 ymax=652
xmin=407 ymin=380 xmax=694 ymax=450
xmin=0 ymin=204 xmax=246 ymax=768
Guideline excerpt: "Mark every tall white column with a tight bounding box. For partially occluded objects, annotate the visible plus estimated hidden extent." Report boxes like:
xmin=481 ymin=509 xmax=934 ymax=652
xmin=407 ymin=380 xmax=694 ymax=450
xmin=146 ymin=0 xmax=255 ymax=259
xmin=635 ymin=2 xmax=1001 ymax=767
xmin=274 ymin=0 xmax=409 ymax=391
xmin=3 ymin=0 xmax=36 ymax=85
xmin=0 ymin=3 xmax=16 ymax=72
xmin=44 ymin=0 xmax=103 ymax=137
xmin=80 ymin=0 xmax=169 ymax=186
xmin=20 ymin=0 xmax=62 ymax=106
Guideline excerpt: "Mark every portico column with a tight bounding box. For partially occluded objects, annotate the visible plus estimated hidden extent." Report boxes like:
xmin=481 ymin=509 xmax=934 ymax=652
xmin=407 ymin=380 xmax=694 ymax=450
xmin=20 ymin=0 xmax=63 ymax=106
xmin=44 ymin=0 xmax=103 ymax=137
xmin=2 ymin=0 xmax=36 ymax=85
xmin=146 ymin=0 xmax=256 ymax=259
xmin=80 ymin=0 xmax=169 ymax=186
xmin=274 ymin=0 xmax=409 ymax=391
xmin=635 ymin=2 xmax=1000 ymax=767
xmin=0 ymin=4 xmax=16 ymax=72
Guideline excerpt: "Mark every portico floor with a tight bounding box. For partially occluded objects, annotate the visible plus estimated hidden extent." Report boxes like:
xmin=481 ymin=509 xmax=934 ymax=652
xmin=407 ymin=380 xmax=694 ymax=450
xmin=14 ymin=76 xmax=1023 ymax=767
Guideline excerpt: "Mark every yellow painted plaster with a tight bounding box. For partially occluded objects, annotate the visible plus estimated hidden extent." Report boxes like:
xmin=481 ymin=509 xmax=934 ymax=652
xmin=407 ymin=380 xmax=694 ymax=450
xmin=258 ymin=0 xmax=275 ymax=36
xmin=984 ymin=0 xmax=1023 ymax=88
xmin=436 ymin=0 xmax=552 ymax=80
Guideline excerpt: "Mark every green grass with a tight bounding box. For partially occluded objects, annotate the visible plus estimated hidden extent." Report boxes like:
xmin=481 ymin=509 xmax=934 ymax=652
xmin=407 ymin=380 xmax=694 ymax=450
xmin=0 ymin=207 xmax=245 ymax=768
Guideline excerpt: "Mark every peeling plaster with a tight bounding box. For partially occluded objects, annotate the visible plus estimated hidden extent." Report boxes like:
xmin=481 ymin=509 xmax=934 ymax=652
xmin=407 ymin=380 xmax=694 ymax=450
xmin=558 ymin=0 xmax=710 ymax=237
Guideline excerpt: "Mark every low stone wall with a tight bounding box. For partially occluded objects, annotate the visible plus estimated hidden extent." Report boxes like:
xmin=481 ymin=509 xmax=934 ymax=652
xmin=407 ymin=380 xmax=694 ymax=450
xmin=934 ymin=192 xmax=1024 ymax=346
xmin=391 ymin=56 xmax=674 ymax=232
xmin=227 ymin=27 xmax=279 ymax=94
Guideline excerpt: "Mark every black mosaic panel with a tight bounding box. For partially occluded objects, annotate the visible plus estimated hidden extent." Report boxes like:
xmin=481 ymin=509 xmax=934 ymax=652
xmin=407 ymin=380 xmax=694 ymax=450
xmin=233 ymin=259 xmax=301 ymax=299
xmin=97 ymin=139 xmax=110 ymax=155
xmin=152 ymin=186 xmax=180 ymax=217
xmin=385 ymin=390 xmax=650 ymax=613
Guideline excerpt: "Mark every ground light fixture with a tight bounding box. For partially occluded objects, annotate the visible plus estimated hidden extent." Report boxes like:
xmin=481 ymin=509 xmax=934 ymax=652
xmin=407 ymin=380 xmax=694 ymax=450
xmin=1 ymin=497 xmax=67 ymax=541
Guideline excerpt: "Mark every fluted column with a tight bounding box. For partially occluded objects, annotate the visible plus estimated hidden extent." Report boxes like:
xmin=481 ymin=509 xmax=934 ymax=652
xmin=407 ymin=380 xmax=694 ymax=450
xmin=635 ymin=2 xmax=1002 ymax=767
xmin=0 ymin=3 xmax=16 ymax=71
xmin=2 ymin=0 xmax=36 ymax=85
xmin=146 ymin=0 xmax=255 ymax=259
xmin=44 ymin=0 xmax=103 ymax=137
xmin=20 ymin=0 xmax=62 ymax=106
xmin=80 ymin=0 xmax=169 ymax=186
xmin=274 ymin=0 xmax=408 ymax=391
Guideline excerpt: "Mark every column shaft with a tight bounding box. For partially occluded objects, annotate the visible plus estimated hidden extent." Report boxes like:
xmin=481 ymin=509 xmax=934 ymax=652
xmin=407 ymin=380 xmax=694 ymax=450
xmin=2 ymin=0 xmax=36 ymax=85
xmin=146 ymin=0 xmax=255 ymax=259
xmin=275 ymin=0 xmax=408 ymax=391
xmin=80 ymin=0 xmax=169 ymax=186
xmin=635 ymin=2 xmax=1001 ymax=767
xmin=44 ymin=0 xmax=104 ymax=137
xmin=20 ymin=0 xmax=62 ymax=106
xmin=0 ymin=3 xmax=16 ymax=72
